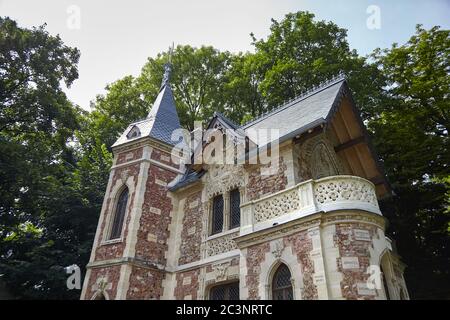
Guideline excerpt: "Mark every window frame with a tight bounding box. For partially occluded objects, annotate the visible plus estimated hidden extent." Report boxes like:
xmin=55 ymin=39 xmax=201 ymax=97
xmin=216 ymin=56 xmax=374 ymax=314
xmin=209 ymin=188 xmax=242 ymax=237
xmin=210 ymin=194 xmax=224 ymax=235
xmin=108 ymin=186 xmax=129 ymax=241
xmin=229 ymin=188 xmax=241 ymax=230
xmin=208 ymin=281 xmax=240 ymax=300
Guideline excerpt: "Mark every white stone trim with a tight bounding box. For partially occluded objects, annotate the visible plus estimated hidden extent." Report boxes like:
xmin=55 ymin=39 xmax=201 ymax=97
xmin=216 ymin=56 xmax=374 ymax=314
xmin=162 ymin=195 xmax=186 ymax=299
xmin=320 ymin=224 xmax=343 ymax=299
xmin=307 ymin=226 xmax=329 ymax=299
xmin=206 ymin=227 xmax=240 ymax=241
xmin=239 ymin=248 xmax=249 ymax=300
xmin=115 ymin=264 xmax=132 ymax=300
xmin=170 ymin=249 xmax=240 ymax=272
xmin=112 ymin=157 xmax=183 ymax=174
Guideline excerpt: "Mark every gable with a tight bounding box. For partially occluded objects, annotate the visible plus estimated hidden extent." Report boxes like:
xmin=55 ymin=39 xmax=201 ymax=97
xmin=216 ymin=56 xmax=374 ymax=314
xmin=327 ymin=95 xmax=390 ymax=198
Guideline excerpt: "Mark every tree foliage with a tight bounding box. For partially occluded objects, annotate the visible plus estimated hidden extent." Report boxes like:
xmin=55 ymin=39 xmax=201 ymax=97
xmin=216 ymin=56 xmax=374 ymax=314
xmin=369 ymin=25 xmax=450 ymax=298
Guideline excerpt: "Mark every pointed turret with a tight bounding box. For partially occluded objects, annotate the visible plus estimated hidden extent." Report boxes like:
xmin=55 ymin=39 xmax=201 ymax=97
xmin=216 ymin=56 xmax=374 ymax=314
xmin=146 ymin=62 xmax=181 ymax=145
xmin=112 ymin=60 xmax=181 ymax=148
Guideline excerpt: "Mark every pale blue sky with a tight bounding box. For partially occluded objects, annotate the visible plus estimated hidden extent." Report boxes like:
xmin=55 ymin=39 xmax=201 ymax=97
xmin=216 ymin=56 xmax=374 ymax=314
xmin=1 ymin=0 xmax=449 ymax=110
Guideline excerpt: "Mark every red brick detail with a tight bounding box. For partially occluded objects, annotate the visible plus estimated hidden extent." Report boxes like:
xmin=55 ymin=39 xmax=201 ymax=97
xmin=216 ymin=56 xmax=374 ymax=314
xmin=245 ymin=242 xmax=270 ymax=300
xmin=174 ymin=269 xmax=201 ymax=299
xmin=178 ymin=191 xmax=203 ymax=265
xmin=246 ymin=157 xmax=288 ymax=201
xmin=84 ymin=265 xmax=121 ymax=300
xmin=134 ymin=165 xmax=177 ymax=264
xmin=151 ymin=148 xmax=179 ymax=169
xmin=116 ymin=148 xmax=143 ymax=165
xmin=335 ymin=223 xmax=378 ymax=300
xmin=126 ymin=266 xmax=165 ymax=300
xmin=95 ymin=164 xmax=140 ymax=261
xmin=285 ymin=231 xmax=318 ymax=300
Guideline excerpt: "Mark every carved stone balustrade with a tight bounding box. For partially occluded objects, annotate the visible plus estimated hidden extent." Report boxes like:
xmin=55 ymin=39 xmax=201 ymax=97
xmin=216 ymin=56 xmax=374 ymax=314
xmin=240 ymin=175 xmax=381 ymax=235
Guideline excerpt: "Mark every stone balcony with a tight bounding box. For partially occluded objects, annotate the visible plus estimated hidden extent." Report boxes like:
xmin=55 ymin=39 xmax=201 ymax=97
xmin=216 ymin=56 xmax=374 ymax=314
xmin=240 ymin=175 xmax=381 ymax=235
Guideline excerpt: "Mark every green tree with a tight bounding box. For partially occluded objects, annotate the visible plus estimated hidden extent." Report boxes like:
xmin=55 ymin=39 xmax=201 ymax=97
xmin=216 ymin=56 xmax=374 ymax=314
xmin=0 ymin=17 xmax=88 ymax=299
xmin=246 ymin=11 xmax=385 ymax=119
xmin=370 ymin=25 xmax=450 ymax=299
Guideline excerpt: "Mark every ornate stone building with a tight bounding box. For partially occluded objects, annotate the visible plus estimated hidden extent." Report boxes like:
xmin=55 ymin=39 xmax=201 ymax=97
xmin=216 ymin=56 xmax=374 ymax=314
xmin=80 ymin=64 xmax=409 ymax=300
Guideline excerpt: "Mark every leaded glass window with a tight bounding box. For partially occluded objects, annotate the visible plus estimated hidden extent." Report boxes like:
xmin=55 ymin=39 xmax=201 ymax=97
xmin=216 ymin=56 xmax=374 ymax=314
xmin=211 ymin=195 xmax=224 ymax=235
xmin=210 ymin=282 xmax=239 ymax=300
xmin=229 ymin=189 xmax=240 ymax=229
xmin=272 ymin=264 xmax=293 ymax=300
xmin=110 ymin=188 xmax=129 ymax=240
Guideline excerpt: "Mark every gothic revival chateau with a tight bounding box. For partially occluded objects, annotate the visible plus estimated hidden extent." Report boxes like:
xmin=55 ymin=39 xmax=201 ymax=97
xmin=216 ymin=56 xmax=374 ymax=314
xmin=80 ymin=64 xmax=409 ymax=300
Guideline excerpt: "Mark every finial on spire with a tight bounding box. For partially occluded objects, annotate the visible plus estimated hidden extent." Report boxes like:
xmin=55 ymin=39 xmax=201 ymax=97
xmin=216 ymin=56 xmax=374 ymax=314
xmin=168 ymin=42 xmax=174 ymax=63
xmin=160 ymin=43 xmax=174 ymax=90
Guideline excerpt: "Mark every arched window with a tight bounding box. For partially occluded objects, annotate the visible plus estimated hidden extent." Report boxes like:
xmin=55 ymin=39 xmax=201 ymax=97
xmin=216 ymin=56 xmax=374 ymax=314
xmin=94 ymin=292 xmax=106 ymax=300
xmin=110 ymin=187 xmax=129 ymax=240
xmin=272 ymin=264 xmax=293 ymax=300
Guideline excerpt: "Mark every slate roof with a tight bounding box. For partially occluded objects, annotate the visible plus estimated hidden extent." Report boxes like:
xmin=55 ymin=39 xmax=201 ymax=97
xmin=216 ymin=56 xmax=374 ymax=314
xmin=242 ymin=76 xmax=346 ymax=143
xmin=169 ymin=169 xmax=205 ymax=192
xmin=112 ymin=83 xmax=182 ymax=148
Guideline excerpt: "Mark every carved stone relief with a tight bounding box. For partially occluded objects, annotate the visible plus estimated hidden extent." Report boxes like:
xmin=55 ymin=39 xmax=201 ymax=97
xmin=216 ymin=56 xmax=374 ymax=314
xmin=314 ymin=177 xmax=378 ymax=206
xmin=297 ymin=133 xmax=343 ymax=181
xmin=253 ymin=189 xmax=300 ymax=223
xmin=204 ymin=164 xmax=246 ymax=198
xmin=206 ymin=232 xmax=239 ymax=257
xmin=212 ymin=261 xmax=230 ymax=282
xmin=271 ymin=239 xmax=285 ymax=259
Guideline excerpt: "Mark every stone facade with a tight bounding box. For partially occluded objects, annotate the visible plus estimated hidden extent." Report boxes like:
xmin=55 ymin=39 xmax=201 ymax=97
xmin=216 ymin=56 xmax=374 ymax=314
xmin=80 ymin=131 xmax=409 ymax=300
xmin=80 ymin=76 xmax=409 ymax=301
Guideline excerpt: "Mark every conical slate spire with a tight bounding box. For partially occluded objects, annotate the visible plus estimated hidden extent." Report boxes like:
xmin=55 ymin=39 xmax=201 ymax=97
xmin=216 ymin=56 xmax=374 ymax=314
xmin=145 ymin=58 xmax=181 ymax=145
xmin=112 ymin=51 xmax=181 ymax=148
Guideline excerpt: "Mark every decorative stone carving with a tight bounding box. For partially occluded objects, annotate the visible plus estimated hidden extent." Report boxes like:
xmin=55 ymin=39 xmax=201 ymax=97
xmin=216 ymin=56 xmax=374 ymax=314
xmin=297 ymin=133 xmax=343 ymax=181
xmin=254 ymin=189 xmax=300 ymax=223
xmin=311 ymin=142 xmax=339 ymax=179
xmin=92 ymin=276 xmax=112 ymax=293
xmin=212 ymin=262 xmax=230 ymax=281
xmin=314 ymin=177 xmax=378 ymax=206
xmin=206 ymin=232 xmax=238 ymax=257
xmin=205 ymin=165 xmax=245 ymax=198
xmin=120 ymin=169 xmax=129 ymax=184
xmin=271 ymin=239 xmax=285 ymax=259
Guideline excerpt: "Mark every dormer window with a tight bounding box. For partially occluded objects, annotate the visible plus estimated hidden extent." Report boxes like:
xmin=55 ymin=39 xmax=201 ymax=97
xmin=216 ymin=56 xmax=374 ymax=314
xmin=127 ymin=125 xmax=141 ymax=139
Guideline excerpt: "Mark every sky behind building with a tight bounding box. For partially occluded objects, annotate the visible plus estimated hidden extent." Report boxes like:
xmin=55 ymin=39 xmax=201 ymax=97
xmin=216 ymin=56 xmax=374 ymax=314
xmin=1 ymin=0 xmax=449 ymax=110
